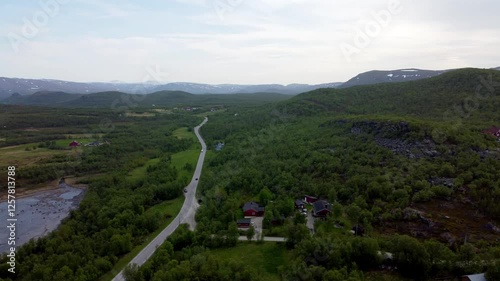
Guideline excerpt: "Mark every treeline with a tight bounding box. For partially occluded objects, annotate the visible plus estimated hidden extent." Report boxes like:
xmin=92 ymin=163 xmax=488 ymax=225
xmin=0 ymin=104 xmax=195 ymax=147
xmin=283 ymin=232 xmax=500 ymax=280
xmin=0 ymin=105 xmax=124 ymax=130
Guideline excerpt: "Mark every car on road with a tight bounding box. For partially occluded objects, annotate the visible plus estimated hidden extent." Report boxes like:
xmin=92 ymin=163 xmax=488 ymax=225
xmin=201 ymin=149 xmax=204 ymax=152
xmin=195 ymin=178 xmax=198 ymax=180
xmin=184 ymin=188 xmax=187 ymax=193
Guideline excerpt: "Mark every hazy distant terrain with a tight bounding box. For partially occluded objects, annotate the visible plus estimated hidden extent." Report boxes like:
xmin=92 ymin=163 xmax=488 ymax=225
xmin=0 ymin=77 xmax=342 ymax=99
xmin=3 ymin=67 xmax=498 ymax=101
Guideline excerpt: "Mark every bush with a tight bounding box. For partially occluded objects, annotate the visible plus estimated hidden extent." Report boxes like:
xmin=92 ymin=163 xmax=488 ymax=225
xmin=412 ymin=188 xmax=435 ymax=202
xmin=431 ymin=185 xmax=453 ymax=198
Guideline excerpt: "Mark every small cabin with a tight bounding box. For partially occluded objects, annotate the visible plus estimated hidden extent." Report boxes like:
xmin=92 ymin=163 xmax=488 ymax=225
xmin=69 ymin=141 xmax=80 ymax=147
xmin=237 ymin=218 xmax=251 ymax=228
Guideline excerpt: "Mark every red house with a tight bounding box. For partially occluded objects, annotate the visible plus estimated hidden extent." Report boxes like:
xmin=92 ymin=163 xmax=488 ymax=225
xmin=482 ymin=126 xmax=500 ymax=139
xmin=304 ymin=195 xmax=318 ymax=204
xmin=243 ymin=202 xmax=265 ymax=217
xmin=312 ymin=200 xmax=332 ymax=217
xmin=69 ymin=141 xmax=81 ymax=147
xmin=237 ymin=218 xmax=251 ymax=228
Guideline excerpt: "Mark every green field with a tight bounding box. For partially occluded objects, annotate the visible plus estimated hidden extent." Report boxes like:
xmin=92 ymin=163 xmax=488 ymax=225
xmin=209 ymin=243 xmax=288 ymax=281
xmin=194 ymin=109 xmax=226 ymax=118
xmin=54 ymin=138 xmax=94 ymax=146
xmin=172 ymin=127 xmax=197 ymax=141
xmin=127 ymin=147 xmax=200 ymax=182
xmin=171 ymin=149 xmax=199 ymax=170
xmin=0 ymin=137 xmax=101 ymax=167
xmin=127 ymin=158 xmax=161 ymax=181
xmin=172 ymin=127 xmax=201 ymax=178
xmin=100 ymin=197 xmax=185 ymax=281
xmin=0 ymin=143 xmax=67 ymax=167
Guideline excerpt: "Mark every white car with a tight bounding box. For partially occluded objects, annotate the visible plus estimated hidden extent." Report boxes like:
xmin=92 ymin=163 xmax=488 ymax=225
xmin=201 ymin=149 xmax=204 ymax=152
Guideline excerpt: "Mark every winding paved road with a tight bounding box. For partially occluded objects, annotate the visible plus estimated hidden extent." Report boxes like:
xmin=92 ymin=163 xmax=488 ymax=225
xmin=112 ymin=117 xmax=207 ymax=281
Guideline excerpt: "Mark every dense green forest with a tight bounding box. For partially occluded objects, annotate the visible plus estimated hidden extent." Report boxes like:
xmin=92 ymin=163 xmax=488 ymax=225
xmin=1 ymin=90 xmax=290 ymax=108
xmin=0 ymin=105 xmax=205 ymax=280
xmin=194 ymin=69 xmax=500 ymax=280
xmin=1 ymin=69 xmax=499 ymax=280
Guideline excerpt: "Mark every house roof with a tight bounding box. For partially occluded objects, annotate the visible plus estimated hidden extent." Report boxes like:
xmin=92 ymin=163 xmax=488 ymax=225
xmin=312 ymin=200 xmax=332 ymax=213
xmin=483 ymin=126 xmax=500 ymax=135
xmin=237 ymin=218 xmax=251 ymax=224
xmin=463 ymin=273 xmax=487 ymax=281
xmin=295 ymin=199 xmax=304 ymax=206
xmin=243 ymin=202 xmax=264 ymax=212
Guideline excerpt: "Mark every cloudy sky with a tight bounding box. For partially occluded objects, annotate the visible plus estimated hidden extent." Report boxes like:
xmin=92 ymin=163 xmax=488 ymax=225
xmin=1 ymin=0 xmax=499 ymax=84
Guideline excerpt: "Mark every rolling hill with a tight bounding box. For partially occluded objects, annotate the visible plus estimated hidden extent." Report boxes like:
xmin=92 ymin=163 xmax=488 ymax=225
xmin=339 ymin=68 xmax=449 ymax=88
xmin=285 ymin=68 xmax=500 ymax=122
xmin=1 ymin=90 xmax=292 ymax=108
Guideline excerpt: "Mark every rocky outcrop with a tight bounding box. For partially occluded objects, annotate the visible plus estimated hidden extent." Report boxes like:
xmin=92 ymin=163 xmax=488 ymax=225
xmin=428 ymin=177 xmax=454 ymax=188
xmin=374 ymin=137 xmax=439 ymax=159
xmin=349 ymin=120 xmax=439 ymax=159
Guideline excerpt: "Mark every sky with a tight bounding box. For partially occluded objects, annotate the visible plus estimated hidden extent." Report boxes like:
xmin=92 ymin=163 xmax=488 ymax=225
xmin=1 ymin=0 xmax=499 ymax=84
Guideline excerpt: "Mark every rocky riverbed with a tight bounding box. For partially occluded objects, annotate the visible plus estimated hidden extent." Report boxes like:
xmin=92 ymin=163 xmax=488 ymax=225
xmin=0 ymin=183 xmax=86 ymax=253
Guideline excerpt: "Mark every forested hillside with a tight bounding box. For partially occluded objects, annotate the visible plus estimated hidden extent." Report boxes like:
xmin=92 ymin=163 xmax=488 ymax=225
xmin=2 ymin=90 xmax=290 ymax=108
xmin=285 ymin=68 xmax=500 ymax=121
xmin=195 ymin=68 xmax=500 ymax=280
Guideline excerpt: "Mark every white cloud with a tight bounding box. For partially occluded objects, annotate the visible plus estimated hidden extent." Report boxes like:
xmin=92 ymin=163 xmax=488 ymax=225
xmin=1 ymin=0 xmax=499 ymax=84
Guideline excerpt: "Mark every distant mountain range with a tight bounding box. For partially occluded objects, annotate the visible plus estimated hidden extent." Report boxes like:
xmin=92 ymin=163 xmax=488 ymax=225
xmin=0 ymin=77 xmax=342 ymax=100
xmin=1 ymin=67 xmax=498 ymax=100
